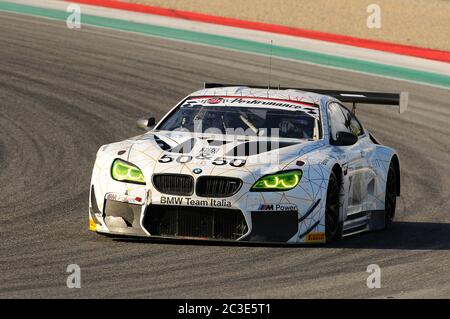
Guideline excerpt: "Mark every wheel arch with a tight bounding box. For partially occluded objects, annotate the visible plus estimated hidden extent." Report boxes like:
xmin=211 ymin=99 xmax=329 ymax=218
xmin=331 ymin=163 xmax=342 ymax=187
xmin=391 ymin=154 xmax=401 ymax=196
xmin=330 ymin=162 xmax=345 ymax=222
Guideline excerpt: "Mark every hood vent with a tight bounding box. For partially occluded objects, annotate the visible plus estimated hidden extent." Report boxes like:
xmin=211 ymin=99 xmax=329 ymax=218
xmin=169 ymin=138 xmax=196 ymax=154
xmin=226 ymin=141 xmax=298 ymax=157
xmin=153 ymin=135 xmax=171 ymax=151
xmin=207 ymin=139 xmax=229 ymax=146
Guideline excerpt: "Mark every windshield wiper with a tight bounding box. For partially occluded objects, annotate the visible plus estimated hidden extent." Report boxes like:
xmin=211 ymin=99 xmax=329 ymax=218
xmin=239 ymin=115 xmax=259 ymax=135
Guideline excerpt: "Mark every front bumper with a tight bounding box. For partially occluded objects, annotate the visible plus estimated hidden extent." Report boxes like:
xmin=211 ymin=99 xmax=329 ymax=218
xmin=89 ymin=185 xmax=325 ymax=244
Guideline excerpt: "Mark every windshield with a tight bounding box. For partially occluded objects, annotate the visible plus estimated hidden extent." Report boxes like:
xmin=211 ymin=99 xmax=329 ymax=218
xmin=156 ymin=104 xmax=320 ymax=139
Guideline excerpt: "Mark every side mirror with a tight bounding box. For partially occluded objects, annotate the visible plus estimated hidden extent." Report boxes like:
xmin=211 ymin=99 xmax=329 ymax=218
xmin=137 ymin=117 xmax=156 ymax=131
xmin=331 ymin=131 xmax=358 ymax=146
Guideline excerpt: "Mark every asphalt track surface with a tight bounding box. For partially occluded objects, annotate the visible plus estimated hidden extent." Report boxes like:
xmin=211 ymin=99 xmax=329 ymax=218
xmin=1 ymin=11 xmax=449 ymax=298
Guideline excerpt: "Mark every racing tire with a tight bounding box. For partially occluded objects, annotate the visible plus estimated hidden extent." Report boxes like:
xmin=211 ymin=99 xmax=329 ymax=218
xmin=384 ymin=161 xmax=397 ymax=229
xmin=325 ymin=171 xmax=343 ymax=243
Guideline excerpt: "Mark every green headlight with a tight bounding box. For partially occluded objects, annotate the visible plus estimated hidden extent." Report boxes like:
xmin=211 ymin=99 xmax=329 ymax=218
xmin=251 ymin=170 xmax=302 ymax=191
xmin=111 ymin=159 xmax=145 ymax=184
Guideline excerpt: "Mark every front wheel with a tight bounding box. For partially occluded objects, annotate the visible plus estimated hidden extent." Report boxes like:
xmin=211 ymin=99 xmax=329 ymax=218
xmin=325 ymin=172 xmax=343 ymax=243
xmin=384 ymin=162 xmax=397 ymax=228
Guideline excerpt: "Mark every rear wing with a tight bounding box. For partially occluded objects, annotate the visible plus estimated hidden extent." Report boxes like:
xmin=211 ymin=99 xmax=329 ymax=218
xmin=203 ymin=82 xmax=408 ymax=114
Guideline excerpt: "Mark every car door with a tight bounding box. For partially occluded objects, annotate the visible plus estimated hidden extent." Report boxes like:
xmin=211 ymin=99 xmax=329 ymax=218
xmin=346 ymin=110 xmax=378 ymax=212
xmin=328 ymin=102 xmax=367 ymax=216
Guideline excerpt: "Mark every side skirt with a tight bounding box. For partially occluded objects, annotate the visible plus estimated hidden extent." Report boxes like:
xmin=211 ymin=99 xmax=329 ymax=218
xmin=343 ymin=210 xmax=385 ymax=237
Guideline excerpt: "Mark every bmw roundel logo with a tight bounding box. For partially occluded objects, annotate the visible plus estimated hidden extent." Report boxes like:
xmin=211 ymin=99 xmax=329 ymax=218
xmin=193 ymin=168 xmax=202 ymax=174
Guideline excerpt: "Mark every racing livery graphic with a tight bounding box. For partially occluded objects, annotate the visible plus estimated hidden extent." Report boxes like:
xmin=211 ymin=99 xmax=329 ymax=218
xmin=89 ymin=84 xmax=407 ymax=244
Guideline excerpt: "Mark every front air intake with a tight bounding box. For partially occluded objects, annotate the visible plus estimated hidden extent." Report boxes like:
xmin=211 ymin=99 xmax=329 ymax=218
xmin=152 ymin=174 xmax=194 ymax=196
xmin=143 ymin=205 xmax=248 ymax=240
xmin=196 ymin=176 xmax=242 ymax=198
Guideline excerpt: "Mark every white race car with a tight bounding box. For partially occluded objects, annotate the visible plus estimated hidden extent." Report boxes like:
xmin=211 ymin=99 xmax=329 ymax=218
xmin=89 ymin=83 xmax=407 ymax=244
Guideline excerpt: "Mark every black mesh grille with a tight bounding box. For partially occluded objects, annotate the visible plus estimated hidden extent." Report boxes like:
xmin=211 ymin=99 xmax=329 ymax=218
xmin=196 ymin=176 xmax=242 ymax=197
xmin=152 ymin=174 xmax=194 ymax=196
xmin=143 ymin=205 xmax=248 ymax=240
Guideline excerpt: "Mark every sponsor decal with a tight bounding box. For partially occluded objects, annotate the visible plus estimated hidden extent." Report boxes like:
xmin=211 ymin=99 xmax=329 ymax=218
xmin=160 ymin=196 xmax=232 ymax=207
xmin=210 ymin=199 xmax=232 ymax=207
xmin=207 ymin=97 xmax=224 ymax=104
xmin=88 ymin=217 xmax=97 ymax=231
xmin=161 ymin=196 xmax=184 ymax=205
xmin=105 ymin=193 xmax=143 ymax=205
xmin=257 ymin=203 xmax=298 ymax=211
xmin=198 ymin=147 xmax=220 ymax=157
xmin=229 ymin=97 xmax=299 ymax=108
xmin=182 ymin=96 xmax=319 ymax=118
xmin=306 ymin=232 xmax=326 ymax=243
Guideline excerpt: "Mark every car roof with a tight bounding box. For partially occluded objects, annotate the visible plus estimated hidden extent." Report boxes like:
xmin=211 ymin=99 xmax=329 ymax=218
xmin=189 ymin=86 xmax=327 ymax=105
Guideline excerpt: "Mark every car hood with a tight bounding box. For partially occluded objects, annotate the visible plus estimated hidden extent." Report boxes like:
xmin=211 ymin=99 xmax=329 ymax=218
xmin=126 ymin=131 xmax=325 ymax=176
